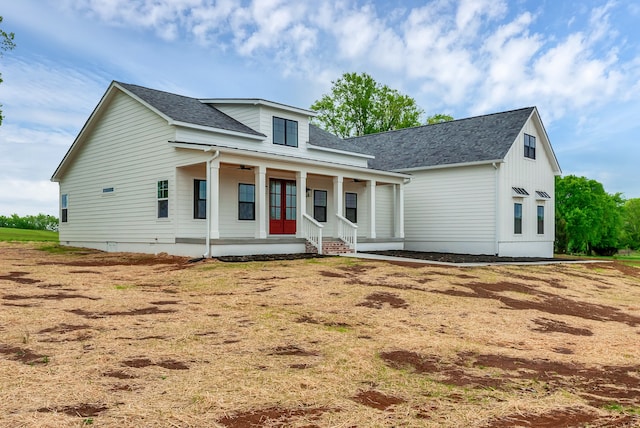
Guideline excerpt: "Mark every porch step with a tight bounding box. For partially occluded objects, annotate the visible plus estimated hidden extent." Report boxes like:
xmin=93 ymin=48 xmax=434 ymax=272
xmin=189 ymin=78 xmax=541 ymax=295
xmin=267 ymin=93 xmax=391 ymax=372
xmin=317 ymin=239 xmax=354 ymax=255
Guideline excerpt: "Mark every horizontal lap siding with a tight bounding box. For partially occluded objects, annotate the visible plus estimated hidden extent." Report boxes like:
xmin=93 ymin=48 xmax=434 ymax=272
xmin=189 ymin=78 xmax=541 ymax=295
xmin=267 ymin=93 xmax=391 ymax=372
xmin=375 ymin=184 xmax=394 ymax=238
xmin=405 ymin=166 xmax=496 ymax=243
xmin=59 ymin=91 xmax=204 ymax=244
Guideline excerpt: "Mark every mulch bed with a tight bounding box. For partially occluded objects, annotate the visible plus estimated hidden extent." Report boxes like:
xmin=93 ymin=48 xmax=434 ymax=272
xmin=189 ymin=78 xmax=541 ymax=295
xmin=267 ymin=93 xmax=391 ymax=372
xmin=217 ymin=250 xmax=578 ymax=264
xmin=364 ymin=250 xmax=578 ymax=263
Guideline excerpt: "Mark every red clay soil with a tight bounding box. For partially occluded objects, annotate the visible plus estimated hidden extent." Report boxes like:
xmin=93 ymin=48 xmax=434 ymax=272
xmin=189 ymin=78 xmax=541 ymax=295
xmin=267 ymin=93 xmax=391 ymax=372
xmin=216 ymin=406 xmax=330 ymax=427
xmin=352 ymin=389 xmax=405 ymax=410
xmin=433 ymin=281 xmax=640 ymax=326
xmin=380 ymin=349 xmax=640 ymax=408
xmin=356 ymin=291 xmax=409 ymax=309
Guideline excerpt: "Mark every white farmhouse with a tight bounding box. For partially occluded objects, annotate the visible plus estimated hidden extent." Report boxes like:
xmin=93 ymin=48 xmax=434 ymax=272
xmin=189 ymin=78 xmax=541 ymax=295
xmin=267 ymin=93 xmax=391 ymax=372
xmin=51 ymin=82 xmax=408 ymax=257
xmin=52 ymin=82 xmax=560 ymax=258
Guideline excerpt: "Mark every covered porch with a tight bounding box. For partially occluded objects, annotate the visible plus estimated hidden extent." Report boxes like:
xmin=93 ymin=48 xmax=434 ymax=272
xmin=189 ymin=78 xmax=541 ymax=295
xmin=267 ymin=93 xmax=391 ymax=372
xmin=173 ymin=151 xmax=407 ymax=257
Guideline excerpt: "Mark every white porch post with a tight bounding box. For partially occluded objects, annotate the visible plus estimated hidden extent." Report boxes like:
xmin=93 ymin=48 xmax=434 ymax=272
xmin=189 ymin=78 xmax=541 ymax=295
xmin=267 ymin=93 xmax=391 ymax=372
xmin=255 ymin=165 xmax=267 ymax=239
xmin=333 ymin=175 xmax=343 ymax=238
xmin=367 ymin=179 xmax=376 ymax=239
xmin=394 ymin=182 xmax=405 ymax=238
xmin=296 ymin=171 xmax=307 ymax=238
xmin=209 ymin=160 xmax=220 ymax=239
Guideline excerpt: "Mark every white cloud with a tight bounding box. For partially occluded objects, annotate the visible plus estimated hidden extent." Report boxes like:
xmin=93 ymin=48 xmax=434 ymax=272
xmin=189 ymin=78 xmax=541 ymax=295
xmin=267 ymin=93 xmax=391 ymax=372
xmin=0 ymin=179 xmax=59 ymax=216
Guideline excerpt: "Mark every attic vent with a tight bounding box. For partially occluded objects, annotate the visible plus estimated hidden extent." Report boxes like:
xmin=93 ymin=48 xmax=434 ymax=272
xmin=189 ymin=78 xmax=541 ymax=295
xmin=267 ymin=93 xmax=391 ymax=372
xmin=512 ymin=187 xmax=529 ymax=196
xmin=536 ymin=190 xmax=551 ymax=199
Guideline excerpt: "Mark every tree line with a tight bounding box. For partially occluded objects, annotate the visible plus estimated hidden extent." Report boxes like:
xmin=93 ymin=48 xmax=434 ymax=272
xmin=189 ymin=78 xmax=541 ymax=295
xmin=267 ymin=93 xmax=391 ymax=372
xmin=555 ymin=175 xmax=639 ymax=255
xmin=0 ymin=214 xmax=59 ymax=231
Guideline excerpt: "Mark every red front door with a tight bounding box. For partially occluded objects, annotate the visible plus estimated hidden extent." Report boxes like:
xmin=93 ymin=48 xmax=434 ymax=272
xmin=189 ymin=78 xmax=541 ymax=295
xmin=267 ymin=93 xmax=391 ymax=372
xmin=269 ymin=179 xmax=296 ymax=234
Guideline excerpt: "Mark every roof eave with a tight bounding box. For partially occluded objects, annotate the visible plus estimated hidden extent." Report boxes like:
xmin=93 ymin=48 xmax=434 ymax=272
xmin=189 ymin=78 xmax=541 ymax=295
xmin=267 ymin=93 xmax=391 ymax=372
xmin=171 ymin=120 xmax=266 ymax=140
xmin=307 ymin=143 xmax=374 ymax=159
xmin=391 ymin=159 xmax=505 ymax=173
xmin=169 ymin=141 xmax=410 ymax=180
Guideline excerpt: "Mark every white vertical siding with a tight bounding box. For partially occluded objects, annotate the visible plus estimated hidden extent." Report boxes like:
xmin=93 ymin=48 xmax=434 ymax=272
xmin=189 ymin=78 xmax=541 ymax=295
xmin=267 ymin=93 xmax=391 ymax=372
xmin=498 ymin=116 xmax=556 ymax=257
xmin=404 ymin=165 xmax=497 ymax=255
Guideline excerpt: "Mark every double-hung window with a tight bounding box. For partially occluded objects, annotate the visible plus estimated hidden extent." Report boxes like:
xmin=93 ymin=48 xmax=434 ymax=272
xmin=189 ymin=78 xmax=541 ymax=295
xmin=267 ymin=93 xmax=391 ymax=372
xmin=61 ymin=194 xmax=68 ymax=223
xmin=194 ymin=179 xmax=206 ymax=219
xmin=157 ymin=180 xmax=169 ymax=218
xmin=273 ymin=117 xmax=298 ymax=147
xmin=238 ymin=183 xmax=255 ymax=220
xmin=313 ymin=190 xmax=327 ymax=222
xmin=345 ymin=192 xmax=357 ymax=223
xmin=514 ymin=203 xmax=522 ymax=234
xmin=524 ymin=134 xmax=536 ymax=159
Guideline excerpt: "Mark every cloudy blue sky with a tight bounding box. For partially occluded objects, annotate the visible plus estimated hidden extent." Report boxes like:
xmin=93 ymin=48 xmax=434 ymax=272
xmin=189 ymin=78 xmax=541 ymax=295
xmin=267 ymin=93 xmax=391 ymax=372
xmin=1 ymin=0 xmax=639 ymax=216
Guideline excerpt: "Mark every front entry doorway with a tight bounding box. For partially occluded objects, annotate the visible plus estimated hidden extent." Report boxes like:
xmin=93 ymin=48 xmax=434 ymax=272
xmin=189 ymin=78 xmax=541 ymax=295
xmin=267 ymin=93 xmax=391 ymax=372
xmin=269 ymin=179 xmax=296 ymax=234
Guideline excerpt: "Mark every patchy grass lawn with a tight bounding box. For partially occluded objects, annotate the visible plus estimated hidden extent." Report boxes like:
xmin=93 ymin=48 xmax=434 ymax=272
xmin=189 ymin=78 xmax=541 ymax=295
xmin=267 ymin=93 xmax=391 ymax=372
xmin=0 ymin=242 xmax=639 ymax=427
xmin=0 ymin=227 xmax=58 ymax=242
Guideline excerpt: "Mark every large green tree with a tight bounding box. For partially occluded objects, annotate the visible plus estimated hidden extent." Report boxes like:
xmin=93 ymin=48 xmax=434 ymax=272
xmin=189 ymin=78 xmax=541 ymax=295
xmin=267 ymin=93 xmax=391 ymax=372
xmin=0 ymin=16 xmax=16 ymax=126
xmin=310 ymin=72 xmax=423 ymax=138
xmin=555 ymin=175 xmax=624 ymax=255
xmin=621 ymin=198 xmax=640 ymax=249
xmin=426 ymin=113 xmax=454 ymax=124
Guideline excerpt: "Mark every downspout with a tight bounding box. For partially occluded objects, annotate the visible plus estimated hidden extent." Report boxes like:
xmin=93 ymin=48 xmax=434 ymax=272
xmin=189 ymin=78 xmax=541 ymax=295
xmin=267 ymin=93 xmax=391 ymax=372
xmin=203 ymin=149 xmax=220 ymax=258
xmin=493 ymin=162 xmax=499 ymax=256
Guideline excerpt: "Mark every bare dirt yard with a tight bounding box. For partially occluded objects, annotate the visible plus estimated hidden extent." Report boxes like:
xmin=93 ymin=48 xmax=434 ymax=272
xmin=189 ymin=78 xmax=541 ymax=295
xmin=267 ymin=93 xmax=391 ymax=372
xmin=1 ymin=242 xmax=639 ymax=427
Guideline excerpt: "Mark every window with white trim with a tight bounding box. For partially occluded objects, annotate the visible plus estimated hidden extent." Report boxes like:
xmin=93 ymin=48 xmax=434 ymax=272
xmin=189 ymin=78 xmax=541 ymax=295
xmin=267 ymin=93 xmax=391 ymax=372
xmin=238 ymin=183 xmax=255 ymax=220
xmin=273 ymin=117 xmax=298 ymax=147
xmin=524 ymin=134 xmax=536 ymax=159
xmin=194 ymin=179 xmax=206 ymax=219
xmin=514 ymin=203 xmax=522 ymax=234
xmin=345 ymin=192 xmax=357 ymax=223
xmin=537 ymin=205 xmax=544 ymax=234
xmin=61 ymin=194 xmax=68 ymax=223
xmin=313 ymin=190 xmax=327 ymax=222
xmin=157 ymin=180 xmax=168 ymax=218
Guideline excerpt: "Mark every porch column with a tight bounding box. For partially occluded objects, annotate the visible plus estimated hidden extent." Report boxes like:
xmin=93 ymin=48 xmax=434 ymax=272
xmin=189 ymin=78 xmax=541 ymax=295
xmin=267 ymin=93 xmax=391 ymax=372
xmin=255 ymin=165 xmax=267 ymax=239
xmin=296 ymin=171 xmax=307 ymax=238
xmin=367 ymin=180 xmax=376 ymax=239
xmin=333 ymin=175 xmax=343 ymax=238
xmin=394 ymin=182 xmax=405 ymax=238
xmin=209 ymin=160 xmax=220 ymax=239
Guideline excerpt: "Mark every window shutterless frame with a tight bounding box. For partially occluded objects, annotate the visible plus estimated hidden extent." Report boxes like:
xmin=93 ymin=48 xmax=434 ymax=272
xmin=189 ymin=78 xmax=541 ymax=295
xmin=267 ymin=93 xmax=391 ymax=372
xmin=524 ymin=134 xmax=536 ymax=159
xmin=514 ymin=203 xmax=522 ymax=234
xmin=194 ymin=179 xmax=206 ymax=219
xmin=272 ymin=117 xmax=298 ymax=147
xmin=157 ymin=180 xmax=169 ymax=218
xmin=345 ymin=192 xmax=357 ymax=223
xmin=313 ymin=190 xmax=327 ymax=222
xmin=537 ymin=205 xmax=544 ymax=234
xmin=61 ymin=194 xmax=68 ymax=223
xmin=238 ymin=183 xmax=255 ymax=220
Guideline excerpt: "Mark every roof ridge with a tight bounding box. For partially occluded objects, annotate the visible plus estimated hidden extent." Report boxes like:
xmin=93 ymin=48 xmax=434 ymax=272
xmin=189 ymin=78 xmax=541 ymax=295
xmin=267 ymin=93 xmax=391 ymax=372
xmin=346 ymin=106 xmax=535 ymax=140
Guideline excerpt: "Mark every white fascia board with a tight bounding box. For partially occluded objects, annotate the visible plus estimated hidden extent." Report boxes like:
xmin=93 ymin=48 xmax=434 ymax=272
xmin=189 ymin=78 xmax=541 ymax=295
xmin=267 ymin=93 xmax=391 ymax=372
xmin=171 ymin=121 xmax=265 ymax=141
xmin=169 ymin=141 xmax=410 ymax=180
xmin=393 ymin=159 xmax=505 ymax=173
xmin=307 ymin=144 xmax=374 ymax=159
xmin=200 ymin=98 xmax=317 ymax=117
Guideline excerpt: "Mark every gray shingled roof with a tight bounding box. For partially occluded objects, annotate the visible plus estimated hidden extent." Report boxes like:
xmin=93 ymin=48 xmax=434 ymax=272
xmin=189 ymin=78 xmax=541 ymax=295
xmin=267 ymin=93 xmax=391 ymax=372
xmin=116 ymin=82 xmax=264 ymax=137
xmin=344 ymin=107 xmax=535 ymax=170
xmin=308 ymin=124 xmax=371 ymax=155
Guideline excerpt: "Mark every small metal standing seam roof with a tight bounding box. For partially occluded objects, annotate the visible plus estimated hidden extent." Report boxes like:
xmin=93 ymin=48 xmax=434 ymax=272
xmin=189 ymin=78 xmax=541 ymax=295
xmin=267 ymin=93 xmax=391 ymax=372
xmin=344 ymin=107 xmax=536 ymax=171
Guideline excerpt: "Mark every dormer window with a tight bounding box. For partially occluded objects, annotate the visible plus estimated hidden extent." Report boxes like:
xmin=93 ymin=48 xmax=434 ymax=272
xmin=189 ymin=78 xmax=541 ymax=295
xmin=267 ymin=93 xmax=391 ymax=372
xmin=273 ymin=117 xmax=298 ymax=147
xmin=524 ymin=134 xmax=536 ymax=159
